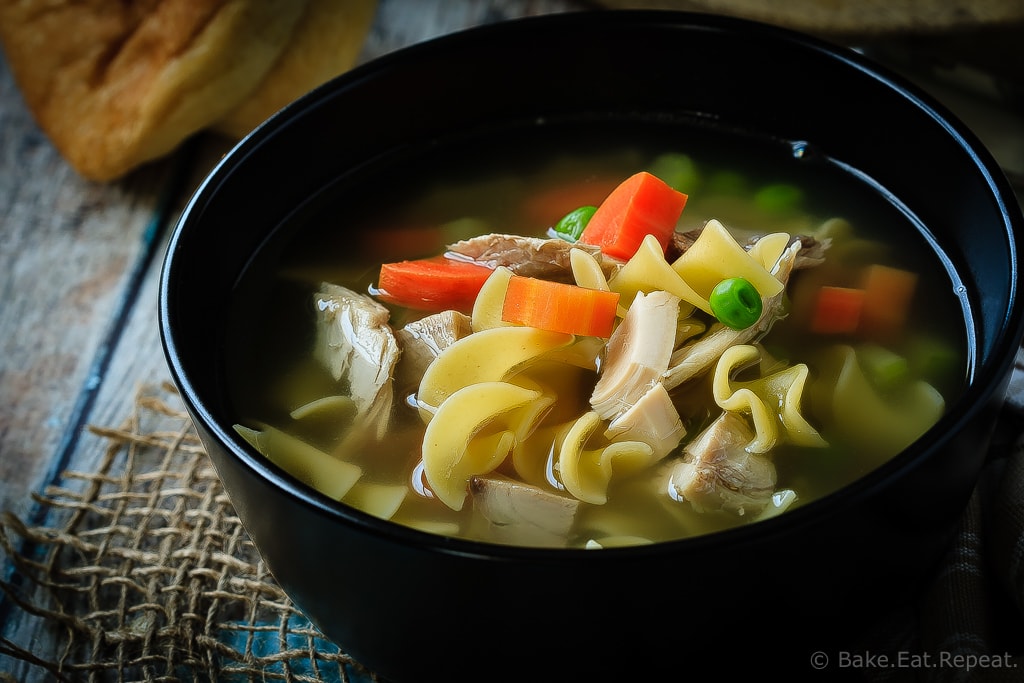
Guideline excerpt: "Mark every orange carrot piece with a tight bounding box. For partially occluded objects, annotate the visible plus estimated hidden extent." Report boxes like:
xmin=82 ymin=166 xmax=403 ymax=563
xmin=501 ymin=275 xmax=620 ymax=337
xmin=859 ymin=264 xmax=918 ymax=341
xmin=810 ymin=286 xmax=865 ymax=335
xmin=360 ymin=224 xmax=447 ymax=261
xmin=578 ymin=171 xmax=688 ymax=260
xmin=522 ymin=177 xmax=621 ymax=227
xmin=377 ymin=256 xmax=493 ymax=313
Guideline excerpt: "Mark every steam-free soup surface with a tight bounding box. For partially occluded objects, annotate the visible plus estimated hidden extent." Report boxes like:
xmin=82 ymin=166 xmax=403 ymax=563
xmin=226 ymin=122 xmax=967 ymax=548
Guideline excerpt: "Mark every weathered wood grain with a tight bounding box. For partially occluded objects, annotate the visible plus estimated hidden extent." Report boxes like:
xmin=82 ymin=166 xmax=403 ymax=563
xmin=0 ymin=54 xmax=188 ymax=523
xmin=359 ymin=0 xmax=591 ymax=63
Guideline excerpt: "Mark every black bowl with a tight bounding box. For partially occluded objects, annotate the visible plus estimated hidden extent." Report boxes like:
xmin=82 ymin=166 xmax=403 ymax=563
xmin=159 ymin=10 xmax=1024 ymax=681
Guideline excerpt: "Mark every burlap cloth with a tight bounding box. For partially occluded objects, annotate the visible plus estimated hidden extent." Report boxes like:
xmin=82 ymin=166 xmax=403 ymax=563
xmin=0 ymin=383 xmax=379 ymax=682
xmin=3 ymin=369 xmax=1024 ymax=680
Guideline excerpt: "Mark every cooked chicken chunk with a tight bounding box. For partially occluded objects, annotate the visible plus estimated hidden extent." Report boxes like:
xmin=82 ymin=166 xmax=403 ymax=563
xmin=470 ymin=474 xmax=581 ymax=548
xmin=446 ymin=233 xmax=613 ymax=282
xmin=394 ymin=310 xmax=473 ymax=392
xmin=313 ymin=283 xmax=400 ymax=439
xmin=590 ymin=290 xmax=680 ymax=421
xmin=666 ymin=227 xmax=703 ymax=260
xmin=666 ymin=411 xmax=777 ymax=516
xmin=605 ymin=382 xmax=685 ymax=461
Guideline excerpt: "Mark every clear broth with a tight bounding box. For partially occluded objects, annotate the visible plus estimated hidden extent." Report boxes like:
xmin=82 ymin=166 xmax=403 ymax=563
xmin=226 ymin=120 xmax=969 ymax=547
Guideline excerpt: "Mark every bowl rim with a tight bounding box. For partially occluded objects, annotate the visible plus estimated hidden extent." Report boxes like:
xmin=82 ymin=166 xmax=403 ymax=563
xmin=159 ymin=8 xmax=1024 ymax=561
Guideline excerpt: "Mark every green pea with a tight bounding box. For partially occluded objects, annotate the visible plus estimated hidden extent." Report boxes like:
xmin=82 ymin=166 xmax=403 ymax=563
xmin=648 ymin=153 xmax=701 ymax=193
xmin=709 ymin=277 xmax=763 ymax=330
xmin=754 ymin=183 xmax=804 ymax=214
xmin=706 ymin=170 xmax=747 ymax=196
xmin=553 ymin=205 xmax=597 ymax=242
xmin=906 ymin=334 xmax=959 ymax=390
xmin=857 ymin=343 xmax=910 ymax=393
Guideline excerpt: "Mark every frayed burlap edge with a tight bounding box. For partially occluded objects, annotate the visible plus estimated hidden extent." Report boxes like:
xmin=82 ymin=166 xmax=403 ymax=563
xmin=0 ymin=382 xmax=380 ymax=683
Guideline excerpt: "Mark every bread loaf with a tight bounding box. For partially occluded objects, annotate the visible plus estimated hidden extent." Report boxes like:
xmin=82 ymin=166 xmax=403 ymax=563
xmin=0 ymin=0 xmax=377 ymax=181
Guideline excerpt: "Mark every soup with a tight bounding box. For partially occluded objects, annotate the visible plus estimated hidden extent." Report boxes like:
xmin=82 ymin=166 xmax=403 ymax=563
xmin=225 ymin=121 xmax=968 ymax=548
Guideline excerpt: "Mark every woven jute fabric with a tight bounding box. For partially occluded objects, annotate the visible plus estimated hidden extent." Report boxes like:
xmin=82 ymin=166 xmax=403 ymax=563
xmin=0 ymin=383 xmax=379 ymax=682
xmin=2 ymin=383 xmax=1024 ymax=681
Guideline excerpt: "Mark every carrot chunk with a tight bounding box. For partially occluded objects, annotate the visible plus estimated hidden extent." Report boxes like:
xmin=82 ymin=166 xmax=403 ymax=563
xmin=578 ymin=171 xmax=688 ymax=260
xmin=810 ymin=286 xmax=865 ymax=335
xmin=501 ymin=275 xmax=620 ymax=337
xmin=859 ymin=264 xmax=918 ymax=341
xmin=523 ymin=177 xmax=621 ymax=227
xmin=377 ymin=256 xmax=493 ymax=313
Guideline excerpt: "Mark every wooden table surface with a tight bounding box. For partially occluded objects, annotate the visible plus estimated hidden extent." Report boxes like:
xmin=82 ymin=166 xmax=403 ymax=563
xmin=1 ymin=0 xmax=1023 ymax=675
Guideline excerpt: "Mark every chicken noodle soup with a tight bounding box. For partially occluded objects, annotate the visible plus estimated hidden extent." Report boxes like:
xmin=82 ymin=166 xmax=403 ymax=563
xmin=225 ymin=123 xmax=967 ymax=548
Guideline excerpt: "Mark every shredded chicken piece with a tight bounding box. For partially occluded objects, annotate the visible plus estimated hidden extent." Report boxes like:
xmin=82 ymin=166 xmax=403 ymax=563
xmin=394 ymin=310 xmax=473 ymax=392
xmin=313 ymin=283 xmax=400 ymax=440
xmin=665 ymin=227 xmax=703 ymax=261
xmin=470 ymin=474 xmax=580 ymax=548
xmin=667 ymin=411 xmax=777 ymax=515
xmin=793 ymin=234 xmax=829 ymax=268
xmin=590 ymin=290 xmax=680 ymax=421
xmin=605 ymin=383 xmax=685 ymax=461
xmin=446 ymin=233 xmax=613 ymax=282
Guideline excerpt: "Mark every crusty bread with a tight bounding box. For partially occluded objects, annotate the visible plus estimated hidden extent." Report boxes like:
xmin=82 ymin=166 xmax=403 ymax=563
xmin=214 ymin=0 xmax=378 ymax=138
xmin=0 ymin=0 xmax=377 ymax=181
